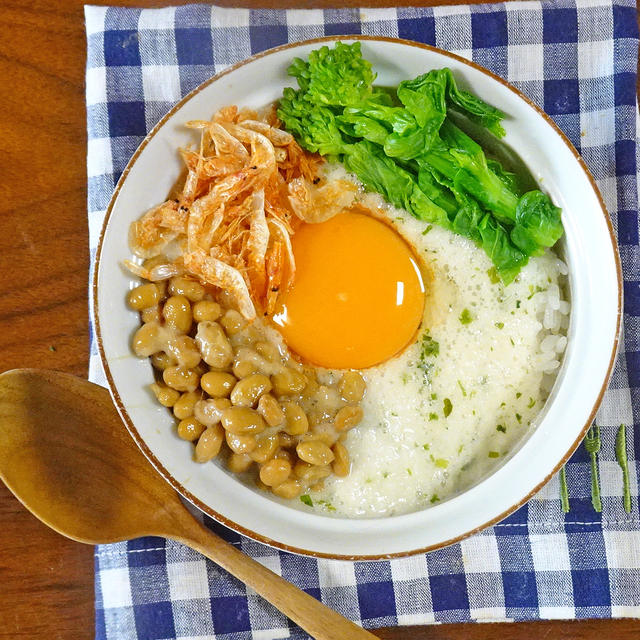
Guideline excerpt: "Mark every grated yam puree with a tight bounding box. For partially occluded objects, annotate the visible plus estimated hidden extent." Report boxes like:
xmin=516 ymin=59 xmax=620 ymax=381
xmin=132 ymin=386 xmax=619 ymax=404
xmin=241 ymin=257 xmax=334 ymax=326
xmin=300 ymin=165 xmax=570 ymax=517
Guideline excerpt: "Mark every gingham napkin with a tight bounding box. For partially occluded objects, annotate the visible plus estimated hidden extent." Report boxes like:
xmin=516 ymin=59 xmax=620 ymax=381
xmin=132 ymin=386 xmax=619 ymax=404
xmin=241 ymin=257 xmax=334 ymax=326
xmin=86 ymin=2 xmax=640 ymax=638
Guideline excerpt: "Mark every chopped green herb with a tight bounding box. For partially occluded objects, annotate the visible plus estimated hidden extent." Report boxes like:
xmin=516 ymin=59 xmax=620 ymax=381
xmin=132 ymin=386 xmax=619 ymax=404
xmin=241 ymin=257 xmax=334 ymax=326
xmin=495 ymin=322 xmax=504 ymax=329
xmin=527 ymin=397 xmax=535 ymax=408
xmin=300 ymin=494 xmax=313 ymax=507
xmin=500 ymin=402 xmax=506 ymax=408
xmin=516 ymin=392 xmax=522 ymax=399
xmin=488 ymin=451 xmax=500 ymax=458
xmin=615 ymin=424 xmax=632 ymax=513
xmin=435 ymin=458 xmax=449 ymax=469
xmin=559 ymin=466 xmax=570 ymax=513
xmin=407 ymin=468 xmax=413 ymax=476
xmin=430 ymin=494 xmax=440 ymax=504
xmin=496 ymin=424 xmax=507 ymax=433
xmin=510 ymin=338 xmax=515 ymax=346
xmin=428 ymin=413 xmax=438 ymax=421
xmin=458 ymin=444 xmax=464 ymax=454
xmin=420 ymin=334 xmax=440 ymax=357
xmin=459 ymin=308 xmax=473 ymax=325
xmin=390 ymin=411 xmax=398 ymax=417
xmin=421 ymin=224 xmax=433 ymax=235
xmin=383 ymin=471 xmax=390 ymax=478
xmin=417 ymin=334 xmax=439 ymax=382
xmin=516 ymin=300 xmax=521 ymax=308
xmin=457 ymin=380 xmax=467 ymax=396
xmin=443 ymin=398 xmax=453 ymax=417
xmin=48 ymin=345 xmax=57 ymax=352
xmin=401 ymin=372 xmax=409 ymax=385
xmin=430 ymin=392 xmax=438 ymax=400
xmin=318 ymin=500 xmax=336 ymax=512
xmin=487 ymin=267 xmax=501 ymax=284
xmin=423 ymin=444 xmax=430 ymax=451
xmin=515 ymin=413 xmax=522 ymax=424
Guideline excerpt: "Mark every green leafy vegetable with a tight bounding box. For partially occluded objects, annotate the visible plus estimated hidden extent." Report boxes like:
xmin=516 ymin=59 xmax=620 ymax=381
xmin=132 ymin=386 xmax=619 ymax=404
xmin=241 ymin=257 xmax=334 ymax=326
xmin=439 ymin=68 xmax=506 ymax=138
xmin=277 ymin=41 xmax=563 ymax=283
xmin=423 ymin=120 xmax=519 ymax=223
xmin=511 ymin=191 xmax=564 ymax=257
xmin=287 ymin=41 xmax=376 ymax=107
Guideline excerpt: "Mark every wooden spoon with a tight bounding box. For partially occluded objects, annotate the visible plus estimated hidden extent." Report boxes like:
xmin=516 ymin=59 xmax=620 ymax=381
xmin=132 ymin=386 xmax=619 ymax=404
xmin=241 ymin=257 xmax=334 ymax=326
xmin=0 ymin=369 xmax=379 ymax=640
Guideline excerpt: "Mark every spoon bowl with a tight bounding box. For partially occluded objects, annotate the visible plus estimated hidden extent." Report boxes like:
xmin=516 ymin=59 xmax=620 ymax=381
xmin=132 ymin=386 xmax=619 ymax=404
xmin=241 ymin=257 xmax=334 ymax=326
xmin=0 ymin=368 xmax=178 ymax=543
xmin=0 ymin=368 xmax=379 ymax=640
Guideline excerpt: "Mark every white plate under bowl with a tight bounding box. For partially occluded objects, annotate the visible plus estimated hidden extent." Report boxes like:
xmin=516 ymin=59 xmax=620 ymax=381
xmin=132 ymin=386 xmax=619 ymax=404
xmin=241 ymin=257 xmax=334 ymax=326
xmin=94 ymin=36 xmax=622 ymax=560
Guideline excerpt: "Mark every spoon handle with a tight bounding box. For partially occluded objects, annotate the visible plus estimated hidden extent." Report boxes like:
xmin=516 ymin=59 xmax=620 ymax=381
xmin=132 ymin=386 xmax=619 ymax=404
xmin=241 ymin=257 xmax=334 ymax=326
xmin=168 ymin=520 xmax=379 ymax=640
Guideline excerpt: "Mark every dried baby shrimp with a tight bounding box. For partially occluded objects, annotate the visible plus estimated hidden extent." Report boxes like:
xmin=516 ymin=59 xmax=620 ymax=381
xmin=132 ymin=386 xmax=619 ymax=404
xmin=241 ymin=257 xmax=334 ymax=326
xmin=288 ymin=176 xmax=358 ymax=224
xmin=127 ymin=105 xmax=326 ymax=320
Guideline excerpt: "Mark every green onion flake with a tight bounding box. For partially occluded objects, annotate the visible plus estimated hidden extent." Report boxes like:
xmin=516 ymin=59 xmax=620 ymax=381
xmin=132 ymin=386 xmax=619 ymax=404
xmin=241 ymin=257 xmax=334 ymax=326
xmin=459 ymin=308 xmax=473 ymax=325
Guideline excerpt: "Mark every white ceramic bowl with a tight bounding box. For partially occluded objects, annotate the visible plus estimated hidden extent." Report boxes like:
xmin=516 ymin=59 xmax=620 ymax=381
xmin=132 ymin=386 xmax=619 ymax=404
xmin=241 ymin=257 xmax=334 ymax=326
xmin=94 ymin=36 xmax=622 ymax=559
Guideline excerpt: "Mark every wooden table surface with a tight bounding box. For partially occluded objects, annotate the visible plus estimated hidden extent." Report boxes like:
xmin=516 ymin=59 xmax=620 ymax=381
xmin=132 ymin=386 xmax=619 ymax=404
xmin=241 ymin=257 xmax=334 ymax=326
xmin=1 ymin=1 xmax=639 ymax=638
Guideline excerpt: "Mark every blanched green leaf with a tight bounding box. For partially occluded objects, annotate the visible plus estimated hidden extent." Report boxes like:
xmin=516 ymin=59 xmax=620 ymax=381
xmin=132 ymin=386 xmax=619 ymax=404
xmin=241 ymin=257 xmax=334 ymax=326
xmin=477 ymin=213 xmax=528 ymax=284
xmin=288 ymin=41 xmax=376 ymax=107
xmin=397 ymin=71 xmax=447 ymax=128
xmin=343 ymin=100 xmax=417 ymax=135
xmin=277 ymin=88 xmax=346 ymax=156
xmin=417 ymin=168 xmax=458 ymax=216
xmin=487 ymin=158 xmax=520 ymax=194
xmin=439 ymin=68 xmax=506 ymax=138
xmin=336 ymin=113 xmax=389 ymax=146
xmin=433 ymin=120 xmax=519 ymax=222
xmin=510 ymin=191 xmax=563 ymax=255
xmin=343 ymin=141 xmax=450 ymax=227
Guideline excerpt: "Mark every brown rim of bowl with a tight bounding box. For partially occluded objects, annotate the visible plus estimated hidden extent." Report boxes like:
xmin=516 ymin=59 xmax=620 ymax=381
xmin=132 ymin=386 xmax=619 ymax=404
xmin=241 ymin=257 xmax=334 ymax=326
xmin=93 ymin=35 xmax=623 ymax=561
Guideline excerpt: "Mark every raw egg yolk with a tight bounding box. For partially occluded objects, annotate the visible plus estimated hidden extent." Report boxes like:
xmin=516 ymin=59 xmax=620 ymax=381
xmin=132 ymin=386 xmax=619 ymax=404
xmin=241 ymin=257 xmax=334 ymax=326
xmin=272 ymin=211 xmax=425 ymax=369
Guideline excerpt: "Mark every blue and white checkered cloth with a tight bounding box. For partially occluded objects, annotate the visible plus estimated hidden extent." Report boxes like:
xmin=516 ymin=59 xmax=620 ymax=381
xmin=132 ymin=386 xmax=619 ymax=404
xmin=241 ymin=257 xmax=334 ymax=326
xmin=86 ymin=1 xmax=640 ymax=637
